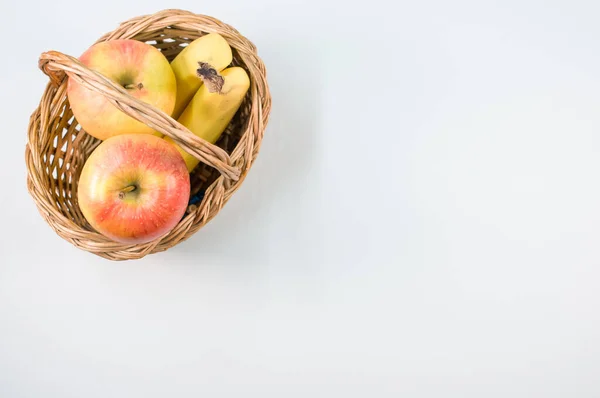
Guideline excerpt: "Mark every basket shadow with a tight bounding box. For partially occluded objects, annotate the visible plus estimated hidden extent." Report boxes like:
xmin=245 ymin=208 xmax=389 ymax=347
xmin=170 ymin=38 xmax=323 ymax=267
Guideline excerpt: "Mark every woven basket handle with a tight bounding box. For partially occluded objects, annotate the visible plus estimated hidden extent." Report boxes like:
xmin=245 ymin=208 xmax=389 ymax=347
xmin=38 ymin=50 xmax=241 ymax=181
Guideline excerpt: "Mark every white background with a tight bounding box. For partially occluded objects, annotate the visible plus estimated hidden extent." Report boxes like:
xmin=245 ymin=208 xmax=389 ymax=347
xmin=1 ymin=0 xmax=600 ymax=396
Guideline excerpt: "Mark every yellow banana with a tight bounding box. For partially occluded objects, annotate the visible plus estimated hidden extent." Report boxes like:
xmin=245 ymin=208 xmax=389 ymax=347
xmin=170 ymin=33 xmax=233 ymax=119
xmin=166 ymin=67 xmax=250 ymax=172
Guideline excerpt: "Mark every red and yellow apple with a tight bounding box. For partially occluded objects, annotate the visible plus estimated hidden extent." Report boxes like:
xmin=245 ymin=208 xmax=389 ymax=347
xmin=78 ymin=134 xmax=190 ymax=244
xmin=68 ymin=39 xmax=176 ymax=140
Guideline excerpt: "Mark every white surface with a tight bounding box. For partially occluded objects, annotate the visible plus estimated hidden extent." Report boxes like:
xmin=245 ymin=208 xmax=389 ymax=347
xmin=1 ymin=0 xmax=600 ymax=396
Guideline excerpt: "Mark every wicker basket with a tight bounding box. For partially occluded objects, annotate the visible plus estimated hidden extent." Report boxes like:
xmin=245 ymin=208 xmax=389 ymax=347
xmin=25 ymin=9 xmax=271 ymax=260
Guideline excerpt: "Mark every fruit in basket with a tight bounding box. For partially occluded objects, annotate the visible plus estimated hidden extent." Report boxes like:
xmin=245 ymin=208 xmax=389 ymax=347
xmin=170 ymin=33 xmax=233 ymax=119
xmin=78 ymin=134 xmax=190 ymax=244
xmin=165 ymin=67 xmax=250 ymax=171
xmin=67 ymin=39 xmax=177 ymax=141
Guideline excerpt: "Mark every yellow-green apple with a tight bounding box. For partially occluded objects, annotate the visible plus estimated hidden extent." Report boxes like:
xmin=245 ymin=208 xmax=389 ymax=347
xmin=67 ymin=39 xmax=176 ymax=141
xmin=78 ymin=134 xmax=190 ymax=244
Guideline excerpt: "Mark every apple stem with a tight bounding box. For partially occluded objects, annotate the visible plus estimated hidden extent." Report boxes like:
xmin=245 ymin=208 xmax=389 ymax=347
xmin=124 ymin=83 xmax=144 ymax=90
xmin=197 ymin=62 xmax=225 ymax=94
xmin=118 ymin=185 xmax=137 ymax=199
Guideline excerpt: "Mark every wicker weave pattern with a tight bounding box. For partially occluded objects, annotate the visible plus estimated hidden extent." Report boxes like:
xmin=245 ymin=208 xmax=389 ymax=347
xmin=25 ymin=9 xmax=271 ymax=260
